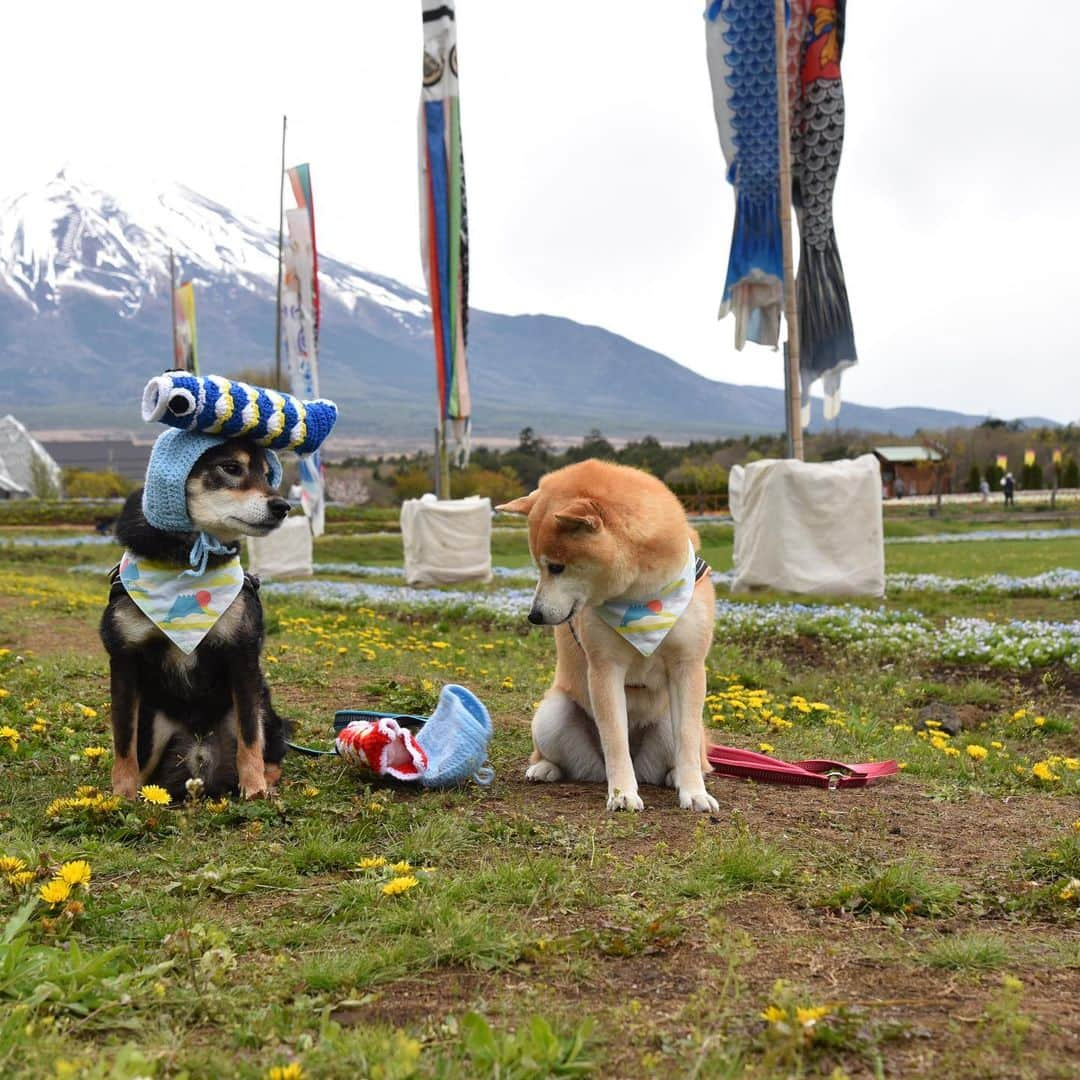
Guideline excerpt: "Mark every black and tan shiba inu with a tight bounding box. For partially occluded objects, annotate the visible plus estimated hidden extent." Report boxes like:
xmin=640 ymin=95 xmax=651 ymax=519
xmin=99 ymin=438 xmax=291 ymax=802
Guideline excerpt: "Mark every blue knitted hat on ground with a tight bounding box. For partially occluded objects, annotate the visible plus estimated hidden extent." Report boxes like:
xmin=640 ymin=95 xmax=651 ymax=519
xmin=142 ymin=373 xmax=337 ymax=456
xmin=142 ymin=428 xmax=283 ymax=573
xmin=415 ymin=684 xmax=494 ymax=788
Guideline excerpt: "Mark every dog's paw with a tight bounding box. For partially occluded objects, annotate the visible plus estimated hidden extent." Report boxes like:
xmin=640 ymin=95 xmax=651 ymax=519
xmin=525 ymin=759 xmax=563 ymax=783
xmin=606 ymin=788 xmax=645 ymax=812
xmin=240 ymin=777 xmax=269 ymax=800
xmin=111 ymin=761 xmax=139 ymax=800
xmin=678 ymin=788 xmax=720 ymax=813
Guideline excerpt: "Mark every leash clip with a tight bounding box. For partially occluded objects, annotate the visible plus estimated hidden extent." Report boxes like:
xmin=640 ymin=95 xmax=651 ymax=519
xmin=826 ymin=770 xmax=844 ymax=792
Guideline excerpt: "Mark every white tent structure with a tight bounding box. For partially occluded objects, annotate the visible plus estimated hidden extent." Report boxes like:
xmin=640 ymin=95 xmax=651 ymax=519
xmin=0 ymin=416 xmax=62 ymax=498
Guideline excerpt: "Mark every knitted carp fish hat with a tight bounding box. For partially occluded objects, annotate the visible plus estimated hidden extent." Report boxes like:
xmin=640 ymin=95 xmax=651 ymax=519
xmin=141 ymin=428 xmax=284 ymax=574
xmin=142 ymin=372 xmax=337 ymax=456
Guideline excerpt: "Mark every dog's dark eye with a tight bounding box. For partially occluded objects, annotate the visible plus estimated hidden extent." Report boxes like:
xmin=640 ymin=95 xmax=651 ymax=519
xmin=547 ymin=563 xmax=566 ymax=575
xmin=219 ymin=462 xmax=244 ymax=477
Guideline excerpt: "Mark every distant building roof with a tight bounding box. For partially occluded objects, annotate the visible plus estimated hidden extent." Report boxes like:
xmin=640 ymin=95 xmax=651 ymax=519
xmin=872 ymin=446 xmax=943 ymax=463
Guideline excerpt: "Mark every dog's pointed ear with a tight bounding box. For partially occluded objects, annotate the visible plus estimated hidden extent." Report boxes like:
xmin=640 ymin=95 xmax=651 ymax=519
xmin=495 ymin=491 xmax=538 ymax=516
xmin=554 ymin=498 xmax=602 ymax=532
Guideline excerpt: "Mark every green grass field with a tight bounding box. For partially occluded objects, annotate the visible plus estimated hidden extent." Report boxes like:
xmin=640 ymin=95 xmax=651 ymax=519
xmin=0 ymin=508 xmax=1077 ymax=1078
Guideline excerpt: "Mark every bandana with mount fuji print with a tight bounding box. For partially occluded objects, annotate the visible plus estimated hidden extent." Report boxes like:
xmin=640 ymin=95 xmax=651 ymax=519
xmin=593 ymin=540 xmax=703 ymax=656
xmin=119 ymin=550 xmax=245 ymax=654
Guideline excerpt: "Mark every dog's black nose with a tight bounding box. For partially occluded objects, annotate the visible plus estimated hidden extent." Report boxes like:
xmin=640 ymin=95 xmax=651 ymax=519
xmin=527 ymin=607 xmax=545 ymax=625
xmin=268 ymin=497 xmax=291 ymax=520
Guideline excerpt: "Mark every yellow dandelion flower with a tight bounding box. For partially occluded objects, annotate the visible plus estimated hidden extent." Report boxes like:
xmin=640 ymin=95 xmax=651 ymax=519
xmin=75 ymin=786 xmax=100 ymax=798
xmin=795 ymin=1005 xmax=832 ymax=1027
xmin=760 ymin=1005 xmax=787 ymax=1024
xmin=0 ymin=856 xmax=26 ymax=874
xmin=7 ymin=871 xmax=35 ymax=889
xmin=381 ymin=875 xmax=419 ymax=897
xmin=942 ymin=746 xmax=960 ymax=758
xmin=1063 ymin=758 xmax=1079 ymax=772
xmin=79 ymin=705 xmax=98 ymax=719
xmin=206 ymin=797 xmax=230 ymax=814
xmin=966 ymin=745 xmax=988 ymax=761
xmin=357 ymin=856 xmax=387 ymax=870
xmin=82 ymin=746 xmax=108 ymax=760
xmin=266 ymin=1065 xmax=305 ymax=1080
xmin=431 ymin=641 xmax=449 ymax=649
xmin=1072 ymin=821 xmax=1080 ymax=833
xmin=1033 ymin=716 xmax=1046 ymax=727
xmin=39 ymin=879 xmax=72 ymax=905
xmin=1031 ymin=762 xmax=1060 ymax=783
xmin=390 ymin=860 xmax=413 ymax=874
xmin=991 ymin=741 xmax=1004 ymax=750
xmin=1059 ymin=879 xmax=1079 ymax=902
xmin=139 ymin=784 xmax=171 ymax=806
xmin=0 ymin=725 xmax=20 ymax=748
xmin=58 ymin=861 xmax=92 ymax=888
xmin=1012 ymin=709 xmax=1027 ymax=721
xmin=302 ymin=786 xmax=320 ymax=797
xmin=892 ymin=723 xmax=912 ymax=733
xmin=90 ymin=795 xmax=121 ymax=813
xmin=758 ymin=742 xmax=775 ymax=754
xmin=0 ymin=688 xmax=8 ymax=697
xmin=45 ymin=797 xmax=79 ymax=818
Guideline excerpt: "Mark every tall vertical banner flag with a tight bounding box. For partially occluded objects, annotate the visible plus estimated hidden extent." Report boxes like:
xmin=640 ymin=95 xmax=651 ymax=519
xmin=287 ymin=164 xmax=320 ymax=349
xmin=1024 ymin=449 xmax=1036 ymax=468
xmin=281 ymin=169 xmax=325 ymax=536
xmin=419 ymin=0 xmax=471 ymax=456
xmin=996 ymin=454 xmax=1009 ymax=472
xmin=173 ymin=283 xmax=199 ymax=375
xmin=705 ymin=0 xmax=857 ymax=424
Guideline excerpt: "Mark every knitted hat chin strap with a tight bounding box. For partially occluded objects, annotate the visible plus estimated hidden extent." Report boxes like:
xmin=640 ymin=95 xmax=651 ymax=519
xmin=186 ymin=531 xmax=235 ymax=576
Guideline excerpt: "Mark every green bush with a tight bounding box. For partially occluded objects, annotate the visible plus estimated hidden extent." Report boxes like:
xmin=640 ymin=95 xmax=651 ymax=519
xmin=62 ymin=470 xmax=133 ymax=499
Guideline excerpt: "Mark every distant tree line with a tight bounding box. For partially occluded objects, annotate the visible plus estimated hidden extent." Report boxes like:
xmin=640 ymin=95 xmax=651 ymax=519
xmin=336 ymin=419 xmax=1080 ymax=507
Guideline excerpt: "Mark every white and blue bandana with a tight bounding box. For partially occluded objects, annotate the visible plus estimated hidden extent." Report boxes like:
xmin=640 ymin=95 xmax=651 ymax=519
xmin=119 ymin=550 xmax=245 ymax=654
xmin=594 ymin=540 xmax=702 ymax=656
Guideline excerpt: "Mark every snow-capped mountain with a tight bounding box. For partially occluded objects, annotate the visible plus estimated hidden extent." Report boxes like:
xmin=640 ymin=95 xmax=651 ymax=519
xmin=0 ymin=171 xmax=1029 ymax=440
xmin=0 ymin=168 xmax=428 ymax=327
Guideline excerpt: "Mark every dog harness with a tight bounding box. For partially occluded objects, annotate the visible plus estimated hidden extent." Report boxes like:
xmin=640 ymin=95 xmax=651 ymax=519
xmin=593 ymin=540 xmax=709 ymax=657
xmin=115 ymin=550 xmax=246 ymax=654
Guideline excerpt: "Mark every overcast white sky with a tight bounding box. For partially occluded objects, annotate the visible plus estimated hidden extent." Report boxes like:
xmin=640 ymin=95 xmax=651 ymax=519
xmin=6 ymin=1 xmax=1078 ymax=421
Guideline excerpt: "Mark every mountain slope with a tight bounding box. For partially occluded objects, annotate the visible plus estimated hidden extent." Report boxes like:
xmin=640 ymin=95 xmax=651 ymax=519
xmin=0 ymin=171 xmax=1056 ymax=440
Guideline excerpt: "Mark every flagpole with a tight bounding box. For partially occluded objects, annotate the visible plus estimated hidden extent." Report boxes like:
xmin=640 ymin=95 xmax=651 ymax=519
xmin=274 ymin=114 xmax=287 ymax=389
xmin=774 ymin=0 xmax=804 ymax=460
xmin=168 ymin=249 xmax=179 ymax=370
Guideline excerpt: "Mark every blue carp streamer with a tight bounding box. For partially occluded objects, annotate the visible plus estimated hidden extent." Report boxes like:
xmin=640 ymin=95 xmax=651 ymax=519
xmin=705 ymin=0 xmax=784 ymax=348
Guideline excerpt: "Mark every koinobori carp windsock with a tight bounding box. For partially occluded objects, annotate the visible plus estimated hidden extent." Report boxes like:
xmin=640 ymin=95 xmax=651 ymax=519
xmin=141 ymin=373 xmax=337 ymax=455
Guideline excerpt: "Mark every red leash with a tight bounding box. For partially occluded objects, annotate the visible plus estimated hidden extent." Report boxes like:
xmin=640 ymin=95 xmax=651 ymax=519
xmin=707 ymin=744 xmax=898 ymax=789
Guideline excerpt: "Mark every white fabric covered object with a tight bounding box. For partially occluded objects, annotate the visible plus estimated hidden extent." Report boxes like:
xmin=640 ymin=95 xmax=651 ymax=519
xmin=245 ymin=516 xmax=313 ymax=580
xmin=728 ymin=455 xmax=884 ymax=597
xmin=401 ymin=494 xmax=492 ymax=586
xmin=0 ymin=416 xmax=62 ymax=497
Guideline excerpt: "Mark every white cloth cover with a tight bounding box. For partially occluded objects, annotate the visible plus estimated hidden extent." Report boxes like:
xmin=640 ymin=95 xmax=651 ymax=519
xmin=245 ymin=516 xmax=313 ymax=580
xmin=728 ymin=455 xmax=884 ymax=597
xmin=401 ymin=494 xmax=492 ymax=586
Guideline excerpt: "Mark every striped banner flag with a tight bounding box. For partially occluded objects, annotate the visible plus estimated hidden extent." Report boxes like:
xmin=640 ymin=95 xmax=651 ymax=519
xmin=282 ymin=171 xmax=325 ymax=537
xmin=419 ymin=0 xmax=471 ymax=454
xmin=287 ymin=164 xmax=320 ymax=348
xmin=1024 ymin=449 xmax=1036 ymax=467
xmin=996 ymin=454 xmax=1008 ymax=471
xmin=173 ymin=282 xmax=198 ymax=375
